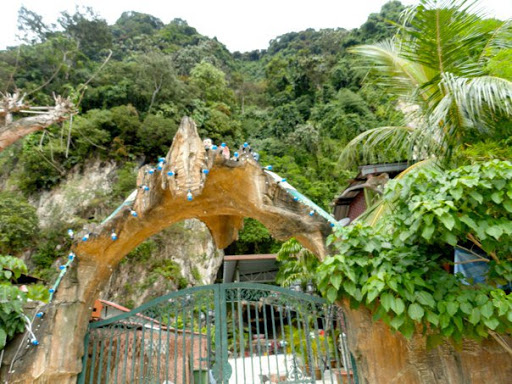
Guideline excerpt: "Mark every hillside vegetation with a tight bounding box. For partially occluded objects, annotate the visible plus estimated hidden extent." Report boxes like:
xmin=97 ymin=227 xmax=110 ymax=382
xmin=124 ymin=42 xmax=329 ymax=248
xmin=0 ymin=0 xmax=510 ymax=289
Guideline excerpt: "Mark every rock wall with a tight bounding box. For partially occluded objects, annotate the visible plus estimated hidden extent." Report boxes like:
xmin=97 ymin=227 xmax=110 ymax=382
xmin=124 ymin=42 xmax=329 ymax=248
xmin=101 ymin=219 xmax=223 ymax=308
xmin=32 ymin=160 xmax=118 ymax=228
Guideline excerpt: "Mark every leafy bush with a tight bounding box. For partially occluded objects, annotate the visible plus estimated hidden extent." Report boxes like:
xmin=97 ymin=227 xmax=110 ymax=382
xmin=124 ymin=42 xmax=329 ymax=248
xmin=125 ymin=240 xmax=157 ymax=263
xmin=0 ymin=255 xmax=49 ymax=350
xmin=112 ymin=161 xmax=138 ymax=200
xmin=317 ymin=161 xmax=512 ymax=345
xmin=0 ymin=192 xmax=39 ymax=254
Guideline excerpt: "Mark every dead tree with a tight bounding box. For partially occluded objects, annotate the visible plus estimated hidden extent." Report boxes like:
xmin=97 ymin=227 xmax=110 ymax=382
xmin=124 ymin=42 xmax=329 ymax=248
xmin=0 ymin=90 xmax=75 ymax=152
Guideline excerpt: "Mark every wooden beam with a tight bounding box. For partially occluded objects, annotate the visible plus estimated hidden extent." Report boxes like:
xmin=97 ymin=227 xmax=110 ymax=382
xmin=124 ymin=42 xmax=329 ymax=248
xmin=224 ymin=254 xmax=277 ymax=261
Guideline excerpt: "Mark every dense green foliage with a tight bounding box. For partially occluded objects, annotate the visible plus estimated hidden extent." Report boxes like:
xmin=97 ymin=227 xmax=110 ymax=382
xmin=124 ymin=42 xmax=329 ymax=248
xmin=275 ymin=238 xmax=319 ymax=288
xmin=317 ymin=161 xmax=512 ymax=344
xmin=0 ymin=193 xmax=39 ymax=255
xmin=0 ymin=2 xmax=409 ymax=210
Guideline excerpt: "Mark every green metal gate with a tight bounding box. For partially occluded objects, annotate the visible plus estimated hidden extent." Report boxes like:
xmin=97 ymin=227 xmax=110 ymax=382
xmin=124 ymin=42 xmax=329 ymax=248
xmin=78 ymin=283 xmax=357 ymax=384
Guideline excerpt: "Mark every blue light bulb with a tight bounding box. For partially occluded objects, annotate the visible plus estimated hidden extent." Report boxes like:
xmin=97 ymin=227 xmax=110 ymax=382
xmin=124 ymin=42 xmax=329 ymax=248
xmin=187 ymin=190 xmax=193 ymax=201
xmin=59 ymin=265 xmax=66 ymax=270
xmin=68 ymin=253 xmax=75 ymax=260
xmin=330 ymin=223 xmax=335 ymax=227
xmin=82 ymin=234 xmax=89 ymax=242
xmin=309 ymin=210 xmax=315 ymax=216
xmin=243 ymin=142 xmax=248 ymax=148
xmin=148 ymin=169 xmax=155 ymax=175
xmin=167 ymin=171 xmax=174 ymax=177
xmin=130 ymin=210 xmax=138 ymax=217
xmin=31 ymin=339 xmax=39 ymax=346
xmin=234 ymin=152 xmax=239 ymax=158
xmin=265 ymin=165 xmax=273 ymax=171
xmin=281 ymin=178 xmax=287 ymax=182
xmin=158 ymin=157 xmax=166 ymax=163
xmin=221 ymin=142 xmax=226 ymax=147
xmin=67 ymin=229 xmax=74 ymax=238
xmin=142 ymin=185 xmax=149 ymax=191
xmin=111 ymin=233 xmax=118 ymax=241
xmin=36 ymin=312 xmax=44 ymax=318
xmin=212 ymin=145 xmax=218 ymax=150
xmin=203 ymin=169 xmax=209 ymax=174
xmin=49 ymin=288 xmax=55 ymax=293
xmin=157 ymin=162 xmax=164 ymax=171
xmin=293 ymin=197 xmax=299 ymax=201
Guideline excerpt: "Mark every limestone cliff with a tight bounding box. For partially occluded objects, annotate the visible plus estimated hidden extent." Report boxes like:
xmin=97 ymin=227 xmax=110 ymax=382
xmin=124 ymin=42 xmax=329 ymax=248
xmin=15 ymin=158 xmax=224 ymax=307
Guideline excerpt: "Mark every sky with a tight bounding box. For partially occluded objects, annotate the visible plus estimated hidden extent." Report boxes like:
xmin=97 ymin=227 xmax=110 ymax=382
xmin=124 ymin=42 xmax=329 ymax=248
xmin=1 ymin=0 xmax=511 ymax=52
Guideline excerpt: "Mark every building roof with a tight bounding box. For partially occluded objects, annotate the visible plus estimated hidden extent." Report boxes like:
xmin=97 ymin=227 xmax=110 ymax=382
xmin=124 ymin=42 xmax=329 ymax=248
xmin=222 ymin=254 xmax=278 ymax=283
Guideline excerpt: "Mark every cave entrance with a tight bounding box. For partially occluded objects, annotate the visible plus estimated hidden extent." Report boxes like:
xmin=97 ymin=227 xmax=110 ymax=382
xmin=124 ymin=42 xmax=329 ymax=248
xmin=78 ymin=283 xmax=356 ymax=384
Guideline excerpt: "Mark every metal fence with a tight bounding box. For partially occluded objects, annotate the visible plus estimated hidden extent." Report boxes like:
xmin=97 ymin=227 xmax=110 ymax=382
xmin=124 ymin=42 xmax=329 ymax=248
xmin=78 ymin=283 xmax=357 ymax=384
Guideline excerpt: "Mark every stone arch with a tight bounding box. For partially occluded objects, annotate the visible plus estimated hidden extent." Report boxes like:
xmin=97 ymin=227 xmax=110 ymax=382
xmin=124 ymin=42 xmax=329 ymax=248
xmin=3 ymin=117 xmax=333 ymax=383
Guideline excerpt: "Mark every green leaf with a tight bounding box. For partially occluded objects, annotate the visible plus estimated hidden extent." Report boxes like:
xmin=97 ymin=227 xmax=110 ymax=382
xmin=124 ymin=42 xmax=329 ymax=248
xmin=421 ymin=225 xmax=435 ymax=241
xmin=486 ymin=225 xmax=503 ymax=240
xmin=27 ymin=285 xmax=50 ymax=303
xmin=390 ymin=315 xmax=405 ymax=330
xmin=453 ymin=316 xmax=463 ymax=331
xmin=326 ymin=287 xmax=338 ymax=303
xmin=491 ymin=191 xmax=503 ymax=204
xmin=380 ymin=292 xmax=394 ymax=312
xmin=442 ymin=232 xmax=458 ymax=246
xmin=416 ymin=292 xmax=436 ymax=308
xmin=391 ymin=297 xmax=405 ymax=315
xmin=459 ymin=214 xmax=477 ymax=229
xmin=400 ymin=321 xmax=415 ymax=339
xmin=367 ymin=288 xmax=379 ymax=304
xmin=330 ymin=274 xmax=342 ymax=290
xmin=446 ymin=301 xmax=459 ymax=316
xmin=388 ymin=278 xmax=398 ymax=292
xmin=343 ymin=281 xmax=356 ymax=296
xmin=440 ymin=214 xmax=455 ymax=231
xmin=469 ymin=191 xmax=483 ymax=204
xmin=408 ymin=303 xmax=425 ymax=321
xmin=480 ymin=301 xmax=493 ymax=319
xmin=483 ymin=318 xmax=500 ymax=330
xmin=469 ymin=308 xmax=481 ymax=325
xmin=503 ymin=200 xmax=512 ymax=213
xmin=425 ymin=311 xmax=439 ymax=326
xmin=460 ymin=302 xmax=472 ymax=315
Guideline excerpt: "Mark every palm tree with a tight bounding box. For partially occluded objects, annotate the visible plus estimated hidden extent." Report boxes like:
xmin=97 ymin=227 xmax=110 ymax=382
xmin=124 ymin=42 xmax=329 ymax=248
xmin=340 ymin=0 xmax=512 ymax=167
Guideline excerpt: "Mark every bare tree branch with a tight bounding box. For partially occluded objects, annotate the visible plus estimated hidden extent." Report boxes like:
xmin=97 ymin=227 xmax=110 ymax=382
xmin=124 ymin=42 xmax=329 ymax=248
xmin=0 ymin=94 xmax=75 ymax=152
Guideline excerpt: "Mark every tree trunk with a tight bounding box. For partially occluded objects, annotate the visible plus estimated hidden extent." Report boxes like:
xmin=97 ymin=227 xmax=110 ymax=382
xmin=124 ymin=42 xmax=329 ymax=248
xmin=342 ymin=301 xmax=512 ymax=384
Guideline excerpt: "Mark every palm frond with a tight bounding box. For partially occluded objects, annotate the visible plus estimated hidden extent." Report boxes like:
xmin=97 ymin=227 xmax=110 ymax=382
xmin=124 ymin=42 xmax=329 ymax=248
xmin=398 ymin=0 xmax=487 ymax=77
xmin=349 ymin=41 xmax=434 ymax=104
xmin=339 ymin=126 xmax=413 ymax=167
xmin=445 ymin=74 xmax=512 ymax=119
xmin=338 ymin=124 xmax=442 ymax=167
xmin=478 ymin=20 xmax=512 ymax=62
